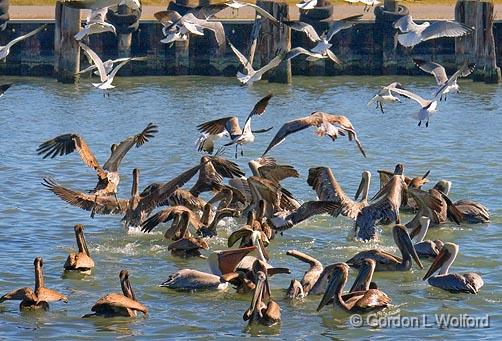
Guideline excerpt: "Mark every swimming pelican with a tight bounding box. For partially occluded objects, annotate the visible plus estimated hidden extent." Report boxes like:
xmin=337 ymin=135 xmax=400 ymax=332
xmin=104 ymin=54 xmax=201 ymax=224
xmin=423 ymin=242 xmax=484 ymax=294
xmin=0 ymin=83 xmax=12 ymax=97
xmin=0 ymin=24 xmax=46 ymax=60
xmin=74 ymin=7 xmax=116 ymax=41
xmin=64 ymin=224 xmax=95 ymax=274
xmin=453 ymin=199 xmax=490 ymax=224
xmin=388 ymin=86 xmax=438 ymax=127
xmin=196 ymin=94 xmax=273 ymax=157
xmin=368 ymin=82 xmax=403 ymax=113
xmin=262 ymin=112 xmax=366 ymax=157
xmin=409 ymin=216 xmax=443 ymax=259
xmin=413 ymin=59 xmax=476 ymax=101
xmin=347 ymin=225 xmax=424 ymax=271
xmin=316 ymin=263 xmax=390 ymax=313
xmin=167 ymin=211 xmax=209 ymax=258
xmin=37 ymin=122 xmax=157 ymax=196
xmin=228 ymin=40 xmax=286 ymax=85
xmin=84 ymin=270 xmax=148 ymax=317
xmin=394 ymin=15 xmax=473 ymax=48
xmin=1 ymin=257 xmax=68 ymax=310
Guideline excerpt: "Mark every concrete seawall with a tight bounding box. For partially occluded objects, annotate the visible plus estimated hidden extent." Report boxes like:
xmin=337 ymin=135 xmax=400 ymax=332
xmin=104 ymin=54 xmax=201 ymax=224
xmin=1 ymin=19 xmax=502 ymax=77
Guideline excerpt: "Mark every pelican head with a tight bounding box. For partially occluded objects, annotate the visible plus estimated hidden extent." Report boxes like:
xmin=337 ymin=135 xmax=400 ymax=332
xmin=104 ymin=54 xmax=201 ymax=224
xmin=316 ymin=263 xmax=349 ymax=312
xmin=74 ymin=224 xmax=91 ymax=256
xmin=208 ymin=246 xmax=257 ymax=275
xmin=355 ymin=170 xmax=371 ymax=201
xmin=433 ymin=180 xmax=452 ymax=196
xmin=119 ymin=269 xmax=135 ymax=300
xmin=110 ymin=143 xmax=118 ymax=154
xmin=409 ymin=170 xmax=430 ymax=189
xmin=349 ymin=258 xmax=377 ymax=292
xmin=228 ymin=228 xmax=270 ymax=260
xmin=393 ymin=225 xmax=423 ymax=270
xmin=243 ymin=269 xmax=267 ymax=323
xmin=286 ymin=279 xmax=304 ymax=299
xmin=423 ymin=242 xmax=459 ymax=280
xmin=34 ymin=257 xmax=43 ymax=268
xmin=393 ymin=163 xmax=405 ymax=175
xmin=410 ymin=216 xmax=430 ymax=241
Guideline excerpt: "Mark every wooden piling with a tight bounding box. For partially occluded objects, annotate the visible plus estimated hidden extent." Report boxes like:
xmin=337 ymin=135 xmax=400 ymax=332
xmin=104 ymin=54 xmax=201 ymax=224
xmin=55 ymin=2 xmax=80 ymax=83
xmin=175 ymin=40 xmax=190 ymax=75
xmin=256 ymin=0 xmax=291 ymax=84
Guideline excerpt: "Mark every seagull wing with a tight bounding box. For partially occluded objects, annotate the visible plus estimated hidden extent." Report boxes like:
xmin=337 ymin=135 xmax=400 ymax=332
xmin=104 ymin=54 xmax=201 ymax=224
xmin=393 ymin=15 xmax=419 ymax=32
xmin=228 ymin=40 xmax=254 ymax=74
xmin=412 ymin=58 xmax=448 ymax=85
xmin=255 ymin=50 xmax=286 ymax=77
xmin=79 ymin=42 xmax=107 ymax=82
xmin=389 ymin=87 xmax=430 ymax=107
xmin=184 ymin=16 xmax=226 ymax=52
xmin=285 ymin=47 xmax=318 ymax=61
xmin=283 ymin=21 xmax=321 ymax=42
xmin=106 ymin=59 xmax=131 ymax=81
xmin=324 ymin=14 xmax=363 ymax=41
xmin=6 ymin=24 xmax=46 ymax=50
xmin=421 ymin=20 xmax=474 ymax=42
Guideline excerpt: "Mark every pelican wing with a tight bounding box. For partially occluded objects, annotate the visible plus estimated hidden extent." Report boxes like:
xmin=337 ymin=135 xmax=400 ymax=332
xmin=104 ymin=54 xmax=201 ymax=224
xmin=228 ymin=40 xmax=254 ymax=74
xmin=35 ymin=287 xmax=68 ymax=303
xmin=325 ymin=114 xmax=366 ymax=157
xmin=351 ymin=289 xmax=391 ymax=309
xmin=0 ymin=287 xmax=34 ymax=302
xmin=102 ymin=123 xmax=158 ymax=172
xmin=5 ymin=24 xmax=46 ymax=50
xmin=454 ymin=199 xmax=489 ymax=223
xmin=347 ymin=249 xmax=402 ymax=268
xmin=259 ymin=164 xmax=299 ymax=183
xmin=140 ymin=206 xmax=181 ymax=233
xmin=37 ymin=133 xmax=101 ymax=171
xmin=273 ymin=201 xmax=340 ymax=230
xmin=428 ymin=273 xmax=482 ymax=294
xmin=197 ymin=116 xmax=242 ymax=139
xmin=168 ymin=237 xmax=208 ymax=251
xmin=79 ymin=42 xmax=107 ymax=82
xmin=92 ymin=293 xmax=148 ymax=314
xmin=160 ymin=269 xmax=223 ymax=290
xmin=413 ymin=58 xmax=448 ymax=85
xmin=283 ymin=21 xmax=321 ymax=42
xmin=42 ymin=178 xmax=127 ymax=215
xmin=421 ymin=20 xmax=474 ymax=42
xmin=324 ymin=14 xmax=363 ymax=41
xmin=208 ymin=156 xmax=245 ymax=178
xmin=262 ymin=115 xmax=318 ymax=156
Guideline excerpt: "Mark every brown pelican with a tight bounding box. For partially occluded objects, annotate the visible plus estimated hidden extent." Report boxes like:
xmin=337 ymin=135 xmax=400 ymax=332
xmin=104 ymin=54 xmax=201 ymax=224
xmin=0 ymin=25 xmax=46 ymax=60
xmin=198 ymin=203 xmax=241 ymax=237
xmin=269 ymin=201 xmax=340 ymax=231
xmin=423 ymin=242 xmax=484 ymax=294
xmin=262 ymin=112 xmax=366 ymax=157
xmin=167 ymin=211 xmax=209 ymax=258
xmin=167 ymin=188 xmax=207 ymax=212
xmin=38 ymin=123 xmax=157 ymax=196
xmin=84 ymin=270 xmax=148 ymax=317
xmin=64 ymin=224 xmax=95 ymax=274
xmin=1 ymin=257 xmax=68 ymax=310
xmin=316 ymin=263 xmax=391 ymax=313
xmin=286 ymin=250 xmax=323 ymax=299
xmin=189 ymin=155 xmax=245 ymax=196
xmin=141 ymin=206 xmax=203 ymax=239
xmin=409 ymin=216 xmax=444 ymax=259
xmin=347 ymin=225 xmax=423 ymax=271
xmin=196 ymin=94 xmax=273 ymax=157
xmin=227 ymin=228 xmax=270 ymax=269
xmin=243 ymin=260 xmax=281 ymax=327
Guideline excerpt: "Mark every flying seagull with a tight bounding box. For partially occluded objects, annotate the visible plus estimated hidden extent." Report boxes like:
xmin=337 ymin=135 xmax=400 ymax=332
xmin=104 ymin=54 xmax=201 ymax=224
xmin=74 ymin=7 xmax=116 ymax=41
xmin=367 ymin=82 xmax=404 ymax=113
xmin=196 ymin=94 xmax=274 ymax=157
xmin=228 ymin=40 xmax=286 ymax=85
xmin=345 ymin=0 xmax=381 ymax=12
xmin=394 ymin=15 xmax=474 ymax=48
xmin=262 ymin=111 xmax=366 ymax=157
xmin=78 ymin=56 xmax=147 ymax=77
xmin=389 ymin=87 xmax=438 ymax=127
xmin=0 ymin=83 xmax=12 ymax=97
xmin=226 ymin=0 xmax=279 ymax=25
xmin=413 ymin=58 xmax=475 ymax=100
xmin=296 ymin=0 xmax=317 ymax=10
xmin=0 ymin=25 xmax=46 ymax=61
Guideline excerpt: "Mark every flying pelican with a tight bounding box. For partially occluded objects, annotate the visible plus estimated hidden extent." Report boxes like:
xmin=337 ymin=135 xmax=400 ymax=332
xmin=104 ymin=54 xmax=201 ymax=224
xmin=297 ymin=0 xmax=317 ymax=10
xmin=84 ymin=270 xmax=148 ymax=317
xmin=262 ymin=111 xmax=366 ymax=157
xmin=37 ymin=122 xmax=157 ymax=196
xmin=347 ymin=224 xmax=424 ymax=271
xmin=316 ymin=263 xmax=390 ymax=313
xmin=0 ymin=24 xmax=46 ymax=60
xmin=367 ymin=82 xmax=404 ymax=113
xmin=228 ymin=40 xmax=286 ymax=85
xmin=196 ymin=94 xmax=273 ymax=157
xmin=79 ymin=42 xmax=136 ymax=94
xmin=1 ymin=257 xmax=68 ymax=310
xmin=409 ymin=216 xmax=443 ymax=259
xmin=394 ymin=15 xmax=473 ymax=48
xmin=74 ymin=7 xmax=116 ymax=41
xmin=345 ymin=0 xmax=381 ymax=12
xmin=64 ymin=224 xmax=95 ymax=274
xmin=413 ymin=59 xmax=476 ymax=101
xmin=284 ymin=15 xmax=362 ymax=64
xmin=269 ymin=200 xmax=340 ymax=231
xmin=0 ymin=83 xmax=12 ymax=97
xmin=388 ymin=86 xmax=438 ymax=127
xmin=423 ymin=242 xmax=484 ymax=294
xmin=243 ymin=260 xmax=281 ymax=327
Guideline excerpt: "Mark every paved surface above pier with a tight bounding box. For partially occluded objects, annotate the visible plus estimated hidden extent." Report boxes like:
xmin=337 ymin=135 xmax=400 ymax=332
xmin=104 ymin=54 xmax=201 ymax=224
xmin=9 ymin=4 xmax=502 ymax=20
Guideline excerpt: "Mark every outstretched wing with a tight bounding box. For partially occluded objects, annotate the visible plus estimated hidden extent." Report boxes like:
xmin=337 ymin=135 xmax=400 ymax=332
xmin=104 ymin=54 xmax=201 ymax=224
xmin=413 ymin=58 xmax=448 ymax=85
xmin=262 ymin=116 xmax=316 ymax=156
xmin=197 ymin=116 xmax=242 ymax=139
xmin=421 ymin=20 xmax=474 ymax=42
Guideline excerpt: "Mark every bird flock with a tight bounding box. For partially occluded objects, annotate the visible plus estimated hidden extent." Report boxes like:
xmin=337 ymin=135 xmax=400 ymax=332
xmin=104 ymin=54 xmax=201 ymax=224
xmin=0 ymin=0 xmax=492 ymax=331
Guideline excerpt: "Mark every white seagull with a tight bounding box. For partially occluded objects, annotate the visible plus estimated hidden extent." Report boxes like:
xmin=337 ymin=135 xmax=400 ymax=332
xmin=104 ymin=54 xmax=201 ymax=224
xmin=78 ymin=56 xmax=147 ymax=76
xmin=226 ymin=0 xmax=279 ymax=25
xmin=394 ymin=15 xmax=474 ymax=48
xmin=413 ymin=58 xmax=476 ymax=100
xmin=74 ymin=7 xmax=116 ymax=41
xmin=389 ymin=87 xmax=438 ymax=127
xmin=79 ymin=42 xmax=133 ymax=94
xmin=297 ymin=0 xmax=317 ymax=10
xmin=367 ymin=82 xmax=404 ymax=113
xmin=0 ymin=25 xmax=46 ymax=61
xmin=228 ymin=40 xmax=286 ymax=85
xmin=345 ymin=0 xmax=381 ymax=12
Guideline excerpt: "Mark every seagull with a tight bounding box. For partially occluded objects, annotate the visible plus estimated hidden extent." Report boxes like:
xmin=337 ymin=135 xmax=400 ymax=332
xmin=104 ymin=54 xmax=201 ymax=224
xmin=154 ymin=10 xmax=225 ymax=53
xmin=79 ymin=42 xmax=133 ymax=95
xmin=196 ymin=94 xmax=273 ymax=157
xmin=413 ymin=58 xmax=476 ymax=101
xmin=78 ymin=56 xmax=147 ymax=77
xmin=262 ymin=111 xmax=366 ymax=157
xmin=394 ymin=15 xmax=474 ymax=48
xmin=0 ymin=25 xmax=46 ymax=61
xmin=226 ymin=0 xmax=279 ymax=25
xmin=367 ymin=82 xmax=404 ymax=113
xmin=345 ymin=0 xmax=381 ymax=12
xmin=228 ymin=40 xmax=286 ymax=85
xmin=74 ymin=7 xmax=116 ymax=41
xmin=0 ymin=83 xmax=12 ymax=97
xmin=389 ymin=87 xmax=438 ymax=127
xmin=296 ymin=0 xmax=317 ymax=10
xmin=283 ymin=15 xmax=362 ymax=64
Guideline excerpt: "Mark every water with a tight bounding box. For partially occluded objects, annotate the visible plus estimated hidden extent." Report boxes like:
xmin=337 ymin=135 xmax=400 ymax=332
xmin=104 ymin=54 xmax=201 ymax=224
xmin=0 ymin=75 xmax=501 ymax=340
